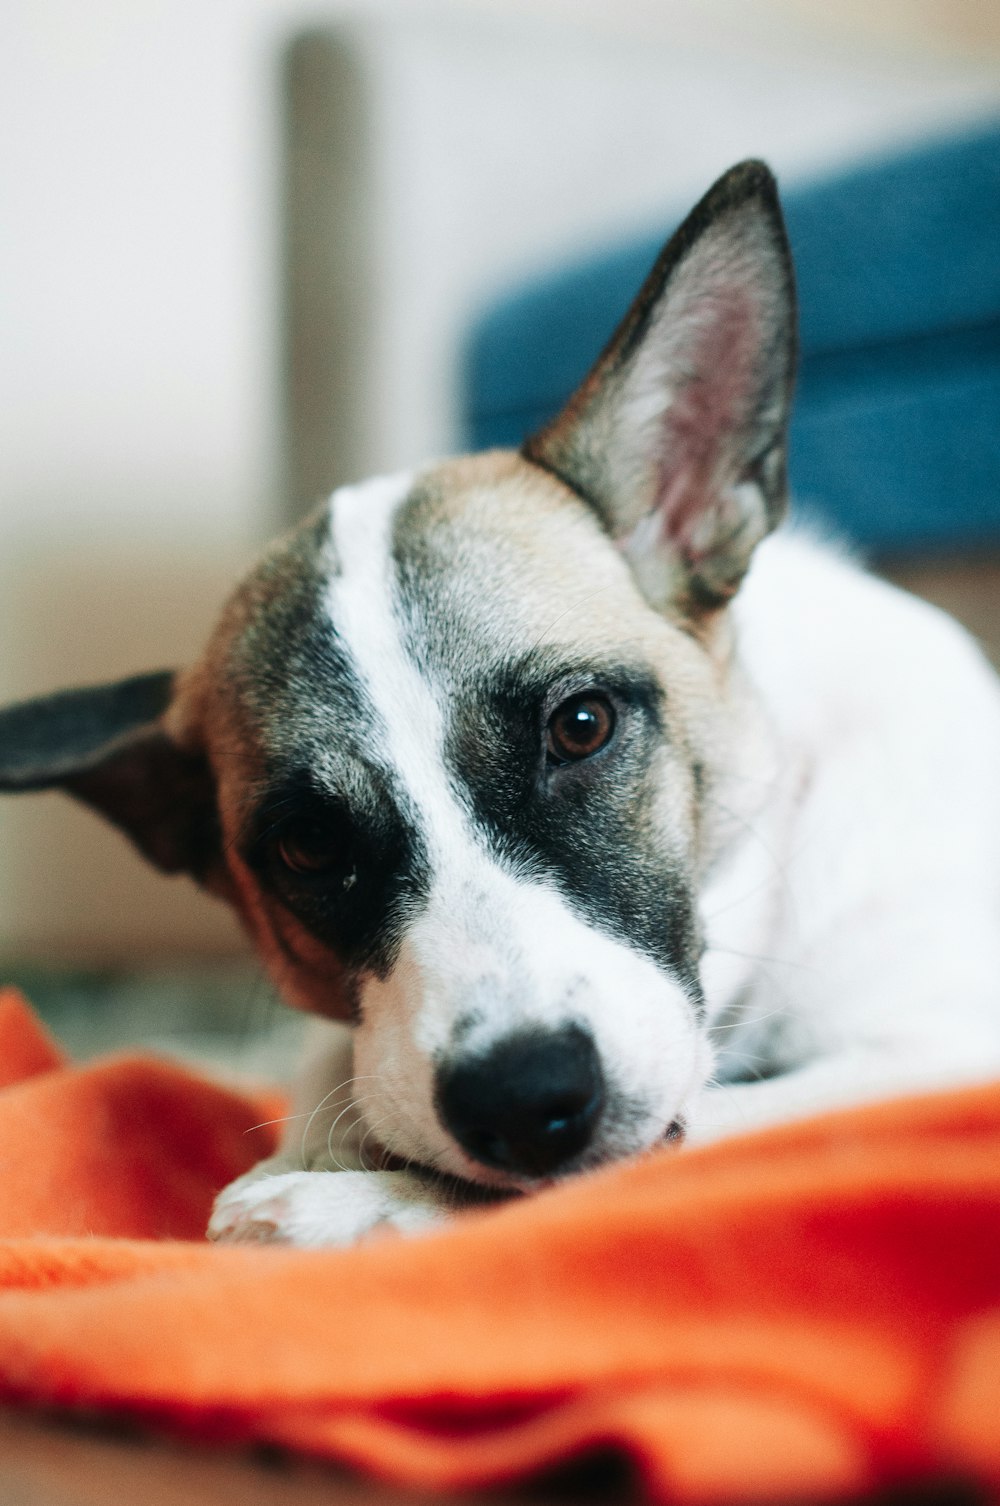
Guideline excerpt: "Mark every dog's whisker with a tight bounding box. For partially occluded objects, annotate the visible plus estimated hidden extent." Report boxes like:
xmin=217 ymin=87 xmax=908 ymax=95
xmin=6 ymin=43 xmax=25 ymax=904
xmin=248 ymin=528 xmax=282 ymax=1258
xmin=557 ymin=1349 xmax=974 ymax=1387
xmin=243 ymin=1111 xmax=314 ymax=1135
xmin=320 ymin=1082 xmax=385 ymax=1170
xmin=300 ymin=1075 xmax=380 ymax=1169
xmin=707 ymin=1003 xmax=794 ymax=1033
xmin=245 ymin=1079 xmax=378 ymax=1143
xmin=352 ymin=1093 xmax=449 ymax=1182
xmin=704 ymin=943 xmax=817 ymax=973
xmin=355 ymin=1109 xmax=409 ymax=1173
xmin=327 ymin=1109 xmax=368 ymax=1174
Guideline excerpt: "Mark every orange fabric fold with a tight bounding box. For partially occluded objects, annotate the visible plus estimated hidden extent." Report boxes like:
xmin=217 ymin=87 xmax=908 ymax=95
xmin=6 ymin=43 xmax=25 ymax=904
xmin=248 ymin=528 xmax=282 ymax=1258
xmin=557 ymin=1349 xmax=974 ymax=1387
xmin=0 ymin=987 xmax=66 ymax=1087
xmin=0 ymin=986 xmax=999 ymax=1501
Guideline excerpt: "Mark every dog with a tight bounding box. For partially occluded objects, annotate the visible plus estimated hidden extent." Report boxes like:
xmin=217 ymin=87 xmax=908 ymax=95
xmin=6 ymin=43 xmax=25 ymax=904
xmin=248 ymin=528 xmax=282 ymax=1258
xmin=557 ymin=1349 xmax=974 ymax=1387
xmin=3 ymin=161 xmax=1000 ymax=1247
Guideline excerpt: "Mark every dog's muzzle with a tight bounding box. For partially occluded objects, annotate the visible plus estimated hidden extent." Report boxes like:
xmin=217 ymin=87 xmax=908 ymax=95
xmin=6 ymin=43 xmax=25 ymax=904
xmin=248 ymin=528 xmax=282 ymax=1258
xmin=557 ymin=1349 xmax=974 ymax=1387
xmin=435 ymin=1024 xmax=604 ymax=1179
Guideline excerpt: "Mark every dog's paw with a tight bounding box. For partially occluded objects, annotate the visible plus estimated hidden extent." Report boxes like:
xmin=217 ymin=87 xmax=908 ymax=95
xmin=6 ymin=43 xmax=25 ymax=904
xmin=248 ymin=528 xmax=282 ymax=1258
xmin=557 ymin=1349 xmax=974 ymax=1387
xmin=207 ymin=1168 xmax=449 ymax=1248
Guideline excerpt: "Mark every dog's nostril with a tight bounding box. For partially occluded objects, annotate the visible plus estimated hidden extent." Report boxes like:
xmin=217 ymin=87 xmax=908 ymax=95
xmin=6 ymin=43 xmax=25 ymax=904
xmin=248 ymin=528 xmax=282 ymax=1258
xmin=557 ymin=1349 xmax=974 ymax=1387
xmin=436 ymin=1024 xmax=604 ymax=1179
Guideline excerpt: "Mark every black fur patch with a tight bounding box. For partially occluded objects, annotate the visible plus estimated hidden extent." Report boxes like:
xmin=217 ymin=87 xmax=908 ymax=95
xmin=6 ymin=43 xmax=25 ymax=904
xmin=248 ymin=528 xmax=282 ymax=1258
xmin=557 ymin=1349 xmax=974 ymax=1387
xmin=0 ymin=671 xmax=176 ymax=789
xmin=444 ymin=650 xmax=702 ymax=989
xmin=0 ymin=670 xmax=221 ymax=878
xmin=392 ymin=497 xmax=703 ymax=997
xmin=242 ymin=766 xmax=430 ymax=976
xmin=222 ymin=506 xmax=432 ymax=977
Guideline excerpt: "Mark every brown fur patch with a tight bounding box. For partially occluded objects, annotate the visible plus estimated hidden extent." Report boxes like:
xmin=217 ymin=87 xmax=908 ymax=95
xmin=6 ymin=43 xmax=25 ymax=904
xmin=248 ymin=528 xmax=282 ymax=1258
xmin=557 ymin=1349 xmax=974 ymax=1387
xmin=392 ymin=449 xmax=734 ymax=865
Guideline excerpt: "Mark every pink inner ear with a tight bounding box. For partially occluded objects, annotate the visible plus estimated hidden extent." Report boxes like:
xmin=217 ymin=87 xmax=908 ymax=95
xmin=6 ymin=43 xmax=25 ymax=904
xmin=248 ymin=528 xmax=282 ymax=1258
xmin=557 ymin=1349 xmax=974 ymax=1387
xmin=654 ymin=287 xmax=760 ymax=557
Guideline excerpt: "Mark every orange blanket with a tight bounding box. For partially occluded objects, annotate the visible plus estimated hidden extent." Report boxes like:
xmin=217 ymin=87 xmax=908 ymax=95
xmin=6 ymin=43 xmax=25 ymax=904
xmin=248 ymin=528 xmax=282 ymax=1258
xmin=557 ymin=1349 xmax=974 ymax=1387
xmin=0 ymin=984 xmax=998 ymax=1502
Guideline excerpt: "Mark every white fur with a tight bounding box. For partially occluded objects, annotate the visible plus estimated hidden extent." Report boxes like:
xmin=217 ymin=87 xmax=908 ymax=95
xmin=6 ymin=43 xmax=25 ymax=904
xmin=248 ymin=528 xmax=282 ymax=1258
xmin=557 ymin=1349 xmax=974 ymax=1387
xmin=695 ymin=530 xmax=1000 ymax=1137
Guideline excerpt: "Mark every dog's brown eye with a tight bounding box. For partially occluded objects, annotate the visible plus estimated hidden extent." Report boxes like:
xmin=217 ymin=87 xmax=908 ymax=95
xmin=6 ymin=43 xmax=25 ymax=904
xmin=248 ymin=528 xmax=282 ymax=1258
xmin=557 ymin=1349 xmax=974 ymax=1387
xmin=547 ymin=694 xmax=616 ymax=764
xmin=276 ymin=818 xmax=339 ymax=876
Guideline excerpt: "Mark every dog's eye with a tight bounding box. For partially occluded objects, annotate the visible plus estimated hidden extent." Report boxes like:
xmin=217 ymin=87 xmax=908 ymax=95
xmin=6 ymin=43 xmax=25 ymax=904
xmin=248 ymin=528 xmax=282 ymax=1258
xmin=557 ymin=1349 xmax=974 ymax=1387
xmin=275 ymin=816 xmax=340 ymax=876
xmin=546 ymin=693 xmax=616 ymax=765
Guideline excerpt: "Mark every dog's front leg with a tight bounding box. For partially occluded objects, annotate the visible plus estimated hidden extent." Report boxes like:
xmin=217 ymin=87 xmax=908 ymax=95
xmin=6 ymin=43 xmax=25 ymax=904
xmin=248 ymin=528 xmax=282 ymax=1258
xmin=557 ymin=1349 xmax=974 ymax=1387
xmin=208 ymin=1020 xmax=453 ymax=1247
xmin=207 ymin=1163 xmax=451 ymax=1247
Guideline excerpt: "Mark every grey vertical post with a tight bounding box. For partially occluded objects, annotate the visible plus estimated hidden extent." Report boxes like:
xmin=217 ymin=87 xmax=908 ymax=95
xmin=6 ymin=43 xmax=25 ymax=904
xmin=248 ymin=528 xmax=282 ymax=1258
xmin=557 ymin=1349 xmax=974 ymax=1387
xmin=282 ymin=29 xmax=374 ymax=522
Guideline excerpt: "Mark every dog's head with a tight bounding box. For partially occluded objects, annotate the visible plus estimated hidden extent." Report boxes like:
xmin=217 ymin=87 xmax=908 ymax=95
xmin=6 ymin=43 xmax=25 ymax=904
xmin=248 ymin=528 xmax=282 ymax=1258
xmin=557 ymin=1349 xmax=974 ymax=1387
xmin=0 ymin=162 xmax=795 ymax=1188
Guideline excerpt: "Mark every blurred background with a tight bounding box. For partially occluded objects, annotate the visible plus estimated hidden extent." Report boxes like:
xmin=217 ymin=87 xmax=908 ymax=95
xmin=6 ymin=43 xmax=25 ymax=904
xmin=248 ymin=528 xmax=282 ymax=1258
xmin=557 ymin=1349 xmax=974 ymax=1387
xmin=2 ymin=0 xmax=998 ymax=1069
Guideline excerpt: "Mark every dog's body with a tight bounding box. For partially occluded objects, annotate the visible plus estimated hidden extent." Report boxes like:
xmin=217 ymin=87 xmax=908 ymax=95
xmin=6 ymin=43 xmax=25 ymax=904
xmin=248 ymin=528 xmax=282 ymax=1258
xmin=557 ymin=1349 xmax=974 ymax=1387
xmin=3 ymin=163 xmax=1000 ymax=1247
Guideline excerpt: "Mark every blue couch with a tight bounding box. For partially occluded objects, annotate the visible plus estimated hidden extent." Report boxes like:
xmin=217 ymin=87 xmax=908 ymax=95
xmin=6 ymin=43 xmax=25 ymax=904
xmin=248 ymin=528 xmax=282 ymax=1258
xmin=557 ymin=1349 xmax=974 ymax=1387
xmin=463 ymin=125 xmax=1000 ymax=555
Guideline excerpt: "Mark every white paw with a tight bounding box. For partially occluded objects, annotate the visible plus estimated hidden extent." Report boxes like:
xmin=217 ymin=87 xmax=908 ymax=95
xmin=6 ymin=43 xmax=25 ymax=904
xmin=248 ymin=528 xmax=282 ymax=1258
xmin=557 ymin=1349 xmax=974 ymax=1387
xmin=207 ymin=1168 xmax=449 ymax=1248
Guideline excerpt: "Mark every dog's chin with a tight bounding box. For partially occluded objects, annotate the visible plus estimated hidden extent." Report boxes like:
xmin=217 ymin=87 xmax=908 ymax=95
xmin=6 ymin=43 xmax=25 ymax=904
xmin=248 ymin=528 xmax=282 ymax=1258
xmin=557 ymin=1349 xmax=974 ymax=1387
xmin=371 ymin=1145 xmax=519 ymax=1205
xmin=406 ymin=1117 xmax=689 ymax=1200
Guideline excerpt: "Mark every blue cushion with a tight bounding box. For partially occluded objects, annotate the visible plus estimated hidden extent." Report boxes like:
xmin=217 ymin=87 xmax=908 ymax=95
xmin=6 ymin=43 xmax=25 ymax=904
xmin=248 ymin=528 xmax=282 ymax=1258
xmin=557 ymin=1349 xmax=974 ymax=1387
xmin=462 ymin=125 xmax=1000 ymax=553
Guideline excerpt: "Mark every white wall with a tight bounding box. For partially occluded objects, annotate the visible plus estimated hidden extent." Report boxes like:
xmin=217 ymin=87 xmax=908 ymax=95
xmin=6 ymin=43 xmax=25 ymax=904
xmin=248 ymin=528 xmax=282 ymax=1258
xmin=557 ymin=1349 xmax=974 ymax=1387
xmin=2 ymin=0 xmax=998 ymax=960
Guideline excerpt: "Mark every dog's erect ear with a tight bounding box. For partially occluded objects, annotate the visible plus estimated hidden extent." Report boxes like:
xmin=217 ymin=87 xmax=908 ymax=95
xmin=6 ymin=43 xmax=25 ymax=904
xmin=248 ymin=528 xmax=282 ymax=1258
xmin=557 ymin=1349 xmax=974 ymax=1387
xmin=524 ymin=160 xmax=797 ymax=613
xmin=0 ymin=670 xmax=219 ymax=879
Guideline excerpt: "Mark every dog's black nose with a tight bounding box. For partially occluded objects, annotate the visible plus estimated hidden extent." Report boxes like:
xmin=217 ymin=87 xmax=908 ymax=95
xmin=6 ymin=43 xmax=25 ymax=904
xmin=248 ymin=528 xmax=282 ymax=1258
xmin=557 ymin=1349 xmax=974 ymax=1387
xmin=436 ymin=1025 xmax=604 ymax=1178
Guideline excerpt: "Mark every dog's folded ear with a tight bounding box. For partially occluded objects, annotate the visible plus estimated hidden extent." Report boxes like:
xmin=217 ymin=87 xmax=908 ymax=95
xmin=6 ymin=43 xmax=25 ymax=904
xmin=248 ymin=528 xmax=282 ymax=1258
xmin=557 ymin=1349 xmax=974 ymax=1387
xmin=524 ymin=160 xmax=797 ymax=614
xmin=0 ymin=671 xmax=219 ymax=880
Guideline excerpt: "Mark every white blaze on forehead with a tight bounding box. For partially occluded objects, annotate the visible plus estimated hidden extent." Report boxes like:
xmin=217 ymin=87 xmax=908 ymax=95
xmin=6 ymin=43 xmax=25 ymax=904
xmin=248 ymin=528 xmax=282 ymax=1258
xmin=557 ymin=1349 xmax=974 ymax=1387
xmin=325 ymin=471 xmax=707 ymax=1174
xmin=327 ymin=470 xmax=572 ymax=992
xmin=326 ymin=471 xmax=473 ymax=869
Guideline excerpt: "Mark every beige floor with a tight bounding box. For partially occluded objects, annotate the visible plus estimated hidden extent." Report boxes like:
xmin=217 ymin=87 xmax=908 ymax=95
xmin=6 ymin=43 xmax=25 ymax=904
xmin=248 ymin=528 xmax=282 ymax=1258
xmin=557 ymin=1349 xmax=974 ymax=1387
xmin=0 ymin=1410 xmax=617 ymax=1506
